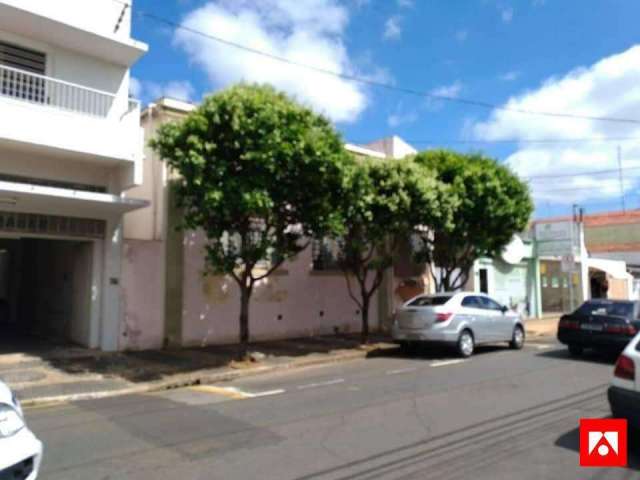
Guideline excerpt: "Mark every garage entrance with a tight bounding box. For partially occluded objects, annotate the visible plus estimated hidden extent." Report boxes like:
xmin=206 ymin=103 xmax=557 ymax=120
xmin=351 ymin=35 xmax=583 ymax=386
xmin=0 ymin=237 xmax=94 ymax=347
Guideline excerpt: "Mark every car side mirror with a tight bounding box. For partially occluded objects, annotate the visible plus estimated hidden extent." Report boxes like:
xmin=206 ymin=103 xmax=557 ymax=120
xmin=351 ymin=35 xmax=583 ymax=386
xmin=501 ymin=305 xmax=508 ymax=314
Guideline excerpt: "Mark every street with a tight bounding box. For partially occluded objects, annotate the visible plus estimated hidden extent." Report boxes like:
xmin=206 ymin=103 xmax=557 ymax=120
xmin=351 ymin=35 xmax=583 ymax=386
xmin=24 ymin=340 xmax=637 ymax=479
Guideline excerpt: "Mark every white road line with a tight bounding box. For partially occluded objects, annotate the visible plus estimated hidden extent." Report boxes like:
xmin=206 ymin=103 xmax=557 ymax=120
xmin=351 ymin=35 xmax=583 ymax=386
xmin=297 ymin=379 xmax=345 ymax=390
xmin=529 ymin=344 xmax=554 ymax=350
xmin=386 ymin=367 xmax=418 ymax=375
xmin=430 ymin=359 xmax=466 ymax=367
xmin=248 ymin=389 xmax=286 ymax=397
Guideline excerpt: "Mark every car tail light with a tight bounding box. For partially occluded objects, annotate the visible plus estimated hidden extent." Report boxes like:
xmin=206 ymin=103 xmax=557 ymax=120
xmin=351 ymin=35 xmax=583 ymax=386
xmin=559 ymin=318 xmax=579 ymax=329
xmin=436 ymin=312 xmax=453 ymax=323
xmin=614 ymin=354 xmax=635 ymax=381
xmin=605 ymin=324 xmax=638 ymax=335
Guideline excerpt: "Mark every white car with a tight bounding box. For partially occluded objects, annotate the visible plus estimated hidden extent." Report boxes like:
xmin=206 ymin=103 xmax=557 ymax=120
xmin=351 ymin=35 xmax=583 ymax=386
xmin=609 ymin=332 xmax=640 ymax=427
xmin=391 ymin=292 xmax=525 ymax=357
xmin=0 ymin=380 xmax=42 ymax=479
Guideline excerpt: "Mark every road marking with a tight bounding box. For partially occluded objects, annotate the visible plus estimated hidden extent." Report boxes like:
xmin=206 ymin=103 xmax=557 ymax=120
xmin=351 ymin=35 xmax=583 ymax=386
xmin=297 ymin=379 xmax=345 ymax=390
xmin=190 ymin=385 xmax=286 ymax=399
xmin=386 ymin=367 xmax=418 ymax=375
xmin=430 ymin=359 xmax=466 ymax=367
xmin=189 ymin=386 xmax=251 ymax=399
xmin=249 ymin=389 xmax=286 ymax=397
xmin=530 ymin=344 xmax=554 ymax=350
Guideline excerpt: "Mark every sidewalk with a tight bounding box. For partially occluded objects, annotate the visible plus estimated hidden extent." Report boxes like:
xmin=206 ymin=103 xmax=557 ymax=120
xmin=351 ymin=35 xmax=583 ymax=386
xmin=526 ymin=315 xmax=560 ymax=338
xmin=0 ymin=334 xmax=395 ymax=406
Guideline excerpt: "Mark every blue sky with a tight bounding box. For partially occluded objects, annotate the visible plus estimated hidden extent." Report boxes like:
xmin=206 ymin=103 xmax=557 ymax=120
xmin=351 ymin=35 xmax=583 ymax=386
xmin=129 ymin=0 xmax=640 ymax=219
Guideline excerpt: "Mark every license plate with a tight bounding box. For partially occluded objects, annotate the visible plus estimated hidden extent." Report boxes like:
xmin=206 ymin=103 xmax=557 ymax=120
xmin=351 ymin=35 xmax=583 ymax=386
xmin=581 ymin=324 xmax=603 ymax=331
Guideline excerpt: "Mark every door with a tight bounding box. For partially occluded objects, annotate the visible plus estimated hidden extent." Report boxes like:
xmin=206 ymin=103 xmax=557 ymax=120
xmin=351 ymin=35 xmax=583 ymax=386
xmin=480 ymin=296 xmax=512 ymax=341
xmin=460 ymin=295 xmax=491 ymax=343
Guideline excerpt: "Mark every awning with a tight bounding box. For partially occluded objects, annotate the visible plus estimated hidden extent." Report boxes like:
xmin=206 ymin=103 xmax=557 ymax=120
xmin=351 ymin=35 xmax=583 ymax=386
xmin=587 ymin=258 xmax=633 ymax=280
xmin=0 ymin=181 xmax=148 ymax=220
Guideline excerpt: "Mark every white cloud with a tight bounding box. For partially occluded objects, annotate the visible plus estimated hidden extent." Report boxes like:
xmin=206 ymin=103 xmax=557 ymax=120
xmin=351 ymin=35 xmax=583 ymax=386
xmin=129 ymin=76 xmax=142 ymax=97
xmin=473 ymin=45 xmax=640 ymax=204
xmin=384 ymin=15 xmax=402 ymax=40
xmin=455 ymin=29 xmax=468 ymax=43
xmin=501 ymin=7 xmax=514 ymax=23
xmin=532 ymin=0 xmax=546 ymax=6
xmin=134 ymin=79 xmax=196 ymax=103
xmin=387 ymin=103 xmax=418 ymax=127
xmin=397 ymin=0 xmax=413 ymax=7
xmin=151 ymin=81 xmax=196 ymax=102
xmin=499 ymin=70 xmax=520 ymax=82
xmin=173 ymin=1 xmax=369 ymax=123
xmin=426 ymin=81 xmax=463 ymax=111
xmin=431 ymin=81 xmax=463 ymax=98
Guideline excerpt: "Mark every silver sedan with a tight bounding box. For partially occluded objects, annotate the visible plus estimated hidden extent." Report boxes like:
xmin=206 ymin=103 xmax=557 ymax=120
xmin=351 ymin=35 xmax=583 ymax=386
xmin=391 ymin=292 xmax=525 ymax=357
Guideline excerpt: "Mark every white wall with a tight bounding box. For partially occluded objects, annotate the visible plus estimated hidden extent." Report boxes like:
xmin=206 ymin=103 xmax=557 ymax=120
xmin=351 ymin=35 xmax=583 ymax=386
xmin=1 ymin=0 xmax=133 ymax=40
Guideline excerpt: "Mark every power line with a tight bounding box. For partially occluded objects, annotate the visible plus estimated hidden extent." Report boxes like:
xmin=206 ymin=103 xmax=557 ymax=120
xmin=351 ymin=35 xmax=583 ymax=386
xmin=524 ymin=165 xmax=640 ymax=181
xmin=378 ymin=136 xmax=640 ymax=145
xmin=120 ymin=0 xmax=640 ymax=126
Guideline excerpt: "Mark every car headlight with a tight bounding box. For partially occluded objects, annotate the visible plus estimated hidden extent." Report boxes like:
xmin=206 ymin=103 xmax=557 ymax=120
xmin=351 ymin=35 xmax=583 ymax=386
xmin=0 ymin=404 xmax=25 ymax=438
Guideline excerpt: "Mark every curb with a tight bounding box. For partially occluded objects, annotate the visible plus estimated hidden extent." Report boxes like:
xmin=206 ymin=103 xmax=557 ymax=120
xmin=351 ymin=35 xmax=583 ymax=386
xmin=22 ymin=345 xmax=393 ymax=408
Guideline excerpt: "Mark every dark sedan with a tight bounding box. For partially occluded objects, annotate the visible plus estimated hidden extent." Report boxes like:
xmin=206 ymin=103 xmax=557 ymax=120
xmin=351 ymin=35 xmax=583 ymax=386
xmin=557 ymin=299 xmax=639 ymax=355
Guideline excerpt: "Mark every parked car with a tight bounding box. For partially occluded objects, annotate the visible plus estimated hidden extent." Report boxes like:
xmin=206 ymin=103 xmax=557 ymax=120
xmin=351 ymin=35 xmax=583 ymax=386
xmin=0 ymin=379 xmax=42 ymax=479
xmin=391 ymin=292 xmax=525 ymax=357
xmin=557 ymin=299 xmax=639 ymax=356
xmin=608 ymin=332 xmax=640 ymax=428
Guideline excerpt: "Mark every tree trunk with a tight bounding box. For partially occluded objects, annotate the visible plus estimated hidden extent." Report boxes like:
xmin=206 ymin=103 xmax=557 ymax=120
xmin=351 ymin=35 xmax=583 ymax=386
xmin=239 ymin=286 xmax=250 ymax=350
xmin=360 ymin=296 xmax=370 ymax=345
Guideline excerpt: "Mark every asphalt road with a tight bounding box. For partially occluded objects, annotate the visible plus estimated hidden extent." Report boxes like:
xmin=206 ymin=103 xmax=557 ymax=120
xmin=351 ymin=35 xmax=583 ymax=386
xmin=25 ymin=339 xmax=638 ymax=479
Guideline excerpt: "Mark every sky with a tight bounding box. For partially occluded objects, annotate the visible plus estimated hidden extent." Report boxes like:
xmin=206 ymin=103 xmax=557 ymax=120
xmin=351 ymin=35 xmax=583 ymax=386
xmin=128 ymin=0 xmax=640 ymax=219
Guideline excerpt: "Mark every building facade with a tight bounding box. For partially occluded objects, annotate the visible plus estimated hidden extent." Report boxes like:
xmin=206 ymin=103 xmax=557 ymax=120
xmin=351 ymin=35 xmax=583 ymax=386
xmin=0 ymin=0 xmax=147 ymax=350
xmin=121 ymin=99 xmax=420 ymax=350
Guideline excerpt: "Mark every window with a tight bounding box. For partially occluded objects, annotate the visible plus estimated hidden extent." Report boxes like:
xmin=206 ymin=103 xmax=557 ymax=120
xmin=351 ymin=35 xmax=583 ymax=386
xmin=311 ymin=237 xmax=342 ymax=271
xmin=407 ymin=295 xmax=451 ymax=307
xmin=478 ymin=296 xmax=504 ymax=311
xmin=461 ymin=296 xmax=481 ymax=308
xmin=575 ymin=300 xmax=635 ymax=318
xmin=0 ymin=40 xmax=47 ymax=103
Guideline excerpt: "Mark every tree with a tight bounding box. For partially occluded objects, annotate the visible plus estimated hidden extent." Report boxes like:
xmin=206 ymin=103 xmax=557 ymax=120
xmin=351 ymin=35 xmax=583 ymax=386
xmin=412 ymin=149 xmax=533 ymax=292
xmin=336 ymin=157 xmax=450 ymax=344
xmin=150 ymin=84 xmax=350 ymax=349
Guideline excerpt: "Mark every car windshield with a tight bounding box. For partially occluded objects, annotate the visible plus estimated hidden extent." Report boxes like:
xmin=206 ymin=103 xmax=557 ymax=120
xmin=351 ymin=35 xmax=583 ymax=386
xmin=574 ymin=301 xmax=635 ymax=318
xmin=407 ymin=295 xmax=451 ymax=307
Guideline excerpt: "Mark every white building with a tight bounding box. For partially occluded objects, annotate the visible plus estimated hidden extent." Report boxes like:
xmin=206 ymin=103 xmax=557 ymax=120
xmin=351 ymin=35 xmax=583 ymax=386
xmin=0 ymin=0 xmax=147 ymax=350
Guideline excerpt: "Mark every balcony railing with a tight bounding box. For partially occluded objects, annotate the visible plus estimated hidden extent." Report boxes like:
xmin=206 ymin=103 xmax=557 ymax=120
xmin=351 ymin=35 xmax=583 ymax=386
xmin=0 ymin=64 xmax=135 ymax=118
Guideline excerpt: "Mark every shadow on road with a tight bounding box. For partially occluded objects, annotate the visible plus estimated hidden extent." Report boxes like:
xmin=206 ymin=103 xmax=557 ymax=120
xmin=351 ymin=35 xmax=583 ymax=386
xmin=555 ymin=421 xmax=640 ymax=471
xmin=366 ymin=344 xmax=508 ymax=360
xmin=536 ymin=347 xmax=620 ymax=365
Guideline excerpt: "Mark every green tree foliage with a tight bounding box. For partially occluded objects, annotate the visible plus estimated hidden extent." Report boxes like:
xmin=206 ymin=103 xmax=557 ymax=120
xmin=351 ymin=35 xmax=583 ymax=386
xmin=412 ymin=150 xmax=533 ymax=292
xmin=150 ymin=84 xmax=351 ymax=348
xmin=337 ymin=157 xmax=451 ymax=343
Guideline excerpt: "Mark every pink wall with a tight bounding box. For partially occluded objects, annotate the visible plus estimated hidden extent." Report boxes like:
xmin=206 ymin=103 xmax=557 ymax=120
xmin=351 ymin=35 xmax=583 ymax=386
xmin=121 ymin=239 xmax=164 ymax=350
xmin=180 ymin=231 xmax=377 ymax=346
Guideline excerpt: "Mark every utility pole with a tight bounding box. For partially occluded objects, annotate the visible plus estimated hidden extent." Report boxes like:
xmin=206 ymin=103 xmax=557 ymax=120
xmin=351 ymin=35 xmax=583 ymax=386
xmin=618 ymin=145 xmax=626 ymax=212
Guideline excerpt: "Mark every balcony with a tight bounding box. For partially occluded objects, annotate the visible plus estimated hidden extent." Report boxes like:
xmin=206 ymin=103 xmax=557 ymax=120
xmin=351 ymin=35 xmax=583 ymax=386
xmin=0 ymin=65 xmax=143 ymax=186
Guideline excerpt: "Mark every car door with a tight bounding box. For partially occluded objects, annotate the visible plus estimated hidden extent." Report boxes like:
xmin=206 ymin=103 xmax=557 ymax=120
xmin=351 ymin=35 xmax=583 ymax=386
xmin=482 ymin=296 xmax=513 ymax=341
xmin=460 ymin=295 xmax=491 ymax=343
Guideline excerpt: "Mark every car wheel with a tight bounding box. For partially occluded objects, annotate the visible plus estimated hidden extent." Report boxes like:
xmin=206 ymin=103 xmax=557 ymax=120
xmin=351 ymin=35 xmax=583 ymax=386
xmin=457 ymin=330 xmax=474 ymax=358
xmin=510 ymin=325 xmax=525 ymax=350
xmin=568 ymin=344 xmax=583 ymax=356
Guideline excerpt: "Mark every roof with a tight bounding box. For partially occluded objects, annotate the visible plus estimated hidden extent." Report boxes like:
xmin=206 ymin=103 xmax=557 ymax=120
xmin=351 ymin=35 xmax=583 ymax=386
xmin=588 ymin=242 xmax=640 ymax=253
xmin=534 ymin=209 xmax=640 ymax=228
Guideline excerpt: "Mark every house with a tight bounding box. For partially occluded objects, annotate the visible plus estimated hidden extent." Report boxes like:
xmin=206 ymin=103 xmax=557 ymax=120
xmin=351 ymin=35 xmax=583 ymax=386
xmin=0 ymin=0 xmax=148 ymax=351
xmin=121 ymin=98 xmax=420 ymax=349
